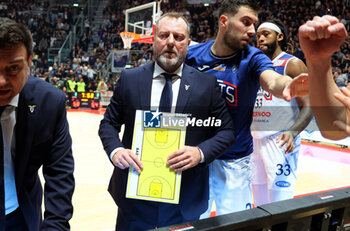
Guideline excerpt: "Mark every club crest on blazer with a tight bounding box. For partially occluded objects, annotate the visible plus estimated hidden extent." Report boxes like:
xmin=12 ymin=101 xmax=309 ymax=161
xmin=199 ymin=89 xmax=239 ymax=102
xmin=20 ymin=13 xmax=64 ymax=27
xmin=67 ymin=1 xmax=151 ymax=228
xmin=28 ymin=105 xmax=37 ymax=114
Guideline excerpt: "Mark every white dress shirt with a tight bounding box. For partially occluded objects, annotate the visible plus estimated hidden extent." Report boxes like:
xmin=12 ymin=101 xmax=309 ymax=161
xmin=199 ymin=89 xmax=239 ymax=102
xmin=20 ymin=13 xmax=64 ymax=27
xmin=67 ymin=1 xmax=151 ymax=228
xmin=1 ymin=94 xmax=19 ymax=215
xmin=150 ymin=62 xmax=183 ymax=113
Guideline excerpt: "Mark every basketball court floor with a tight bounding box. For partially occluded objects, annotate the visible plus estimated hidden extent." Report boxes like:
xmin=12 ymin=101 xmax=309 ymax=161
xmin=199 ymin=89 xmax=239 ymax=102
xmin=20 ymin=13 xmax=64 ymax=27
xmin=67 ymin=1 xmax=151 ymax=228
xmin=60 ymin=109 xmax=350 ymax=231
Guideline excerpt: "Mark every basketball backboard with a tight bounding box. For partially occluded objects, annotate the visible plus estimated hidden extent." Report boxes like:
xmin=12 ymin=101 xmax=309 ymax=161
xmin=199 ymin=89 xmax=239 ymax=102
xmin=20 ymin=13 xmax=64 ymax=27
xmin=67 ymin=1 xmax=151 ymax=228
xmin=125 ymin=1 xmax=161 ymax=36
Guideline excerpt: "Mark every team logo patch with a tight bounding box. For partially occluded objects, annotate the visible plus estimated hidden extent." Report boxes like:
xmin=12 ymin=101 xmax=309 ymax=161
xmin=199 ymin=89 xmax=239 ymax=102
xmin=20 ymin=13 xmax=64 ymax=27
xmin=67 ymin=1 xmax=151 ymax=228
xmin=275 ymin=181 xmax=291 ymax=188
xmin=28 ymin=105 xmax=37 ymax=114
xmin=213 ymin=64 xmax=226 ymax=71
xmin=304 ymin=130 xmax=314 ymax=137
xmin=264 ymin=92 xmax=272 ymax=100
xmin=232 ymin=65 xmax=238 ymax=73
xmin=143 ymin=110 xmax=162 ymax=128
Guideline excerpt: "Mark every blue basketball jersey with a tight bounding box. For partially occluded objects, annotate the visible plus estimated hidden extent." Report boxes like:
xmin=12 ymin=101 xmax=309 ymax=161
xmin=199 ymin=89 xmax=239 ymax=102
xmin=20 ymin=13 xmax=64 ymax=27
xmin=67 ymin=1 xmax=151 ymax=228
xmin=186 ymin=40 xmax=274 ymax=159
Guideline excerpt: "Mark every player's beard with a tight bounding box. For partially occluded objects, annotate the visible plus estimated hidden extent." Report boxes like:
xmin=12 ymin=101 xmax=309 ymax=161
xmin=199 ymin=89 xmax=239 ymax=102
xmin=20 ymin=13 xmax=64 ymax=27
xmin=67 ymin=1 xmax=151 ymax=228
xmin=262 ymin=39 xmax=277 ymax=58
xmin=223 ymin=25 xmax=249 ymax=51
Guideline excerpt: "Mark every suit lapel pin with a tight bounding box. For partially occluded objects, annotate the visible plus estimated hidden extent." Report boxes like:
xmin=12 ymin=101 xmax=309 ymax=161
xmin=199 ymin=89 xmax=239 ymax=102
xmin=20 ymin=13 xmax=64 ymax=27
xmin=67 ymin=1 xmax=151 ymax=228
xmin=28 ymin=105 xmax=36 ymax=113
xmin=185 ymin=85 xmax=190 ymax=91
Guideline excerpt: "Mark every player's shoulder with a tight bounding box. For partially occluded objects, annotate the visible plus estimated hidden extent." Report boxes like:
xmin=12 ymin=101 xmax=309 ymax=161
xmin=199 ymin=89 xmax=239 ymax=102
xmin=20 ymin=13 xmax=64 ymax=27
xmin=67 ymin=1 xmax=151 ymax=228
xmin=188 ymin=40 xmax=214 ymax=50
xmin=244 ymin=45 xmax=266 ymax=57
xmin=279 ymin=52 xmax=304 ymax=66
xmin=184 ymin=63 xmax=217 ymax=83
xmin=241 ymin=45 xmax=270 ymax=63
xmin=187 ymin=40 xmax=214 ymax=56
xmin=281 ymin=52 xmax=308 ymax=76
xmin=278 ymin=51 xmax=295 ymax=60
xmin=242 ymin=45 xmax=272 ymax=69
xmin=186 ymin=40 xmax=215 ymax=68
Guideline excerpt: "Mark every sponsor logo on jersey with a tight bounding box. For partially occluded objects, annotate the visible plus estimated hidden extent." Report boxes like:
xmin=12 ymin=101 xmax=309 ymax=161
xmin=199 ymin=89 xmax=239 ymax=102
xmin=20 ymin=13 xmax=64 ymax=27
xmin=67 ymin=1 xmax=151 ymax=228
xmin=274 ymin=59 xmax=288 ymax=67
xmin=213 ymin=64 xmax=226 ymax=71
xmin=253 ymin=111 xmax=271 ymax=117
xmin=197 ymin=64 xmax=211 ymax=72
xmin=217 ymin=79 xmax=237 ymax=106
xmin=275 ymin=181 xmax=291 ymax=188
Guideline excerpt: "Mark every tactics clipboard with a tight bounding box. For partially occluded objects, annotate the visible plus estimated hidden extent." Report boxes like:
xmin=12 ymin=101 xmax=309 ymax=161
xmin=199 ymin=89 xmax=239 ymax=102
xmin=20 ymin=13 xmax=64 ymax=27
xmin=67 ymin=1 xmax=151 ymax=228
xmin=126 ymin=110 xmax=187 ymax=204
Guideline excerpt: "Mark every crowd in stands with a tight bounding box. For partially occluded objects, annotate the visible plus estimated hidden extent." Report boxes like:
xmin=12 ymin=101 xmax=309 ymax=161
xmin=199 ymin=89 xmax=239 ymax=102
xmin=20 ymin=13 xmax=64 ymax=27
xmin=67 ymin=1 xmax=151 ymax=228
xmin=94 ymin=0 xmax=350 ymax=87
xmin=1 ymin=0 xmax=349 ymax=99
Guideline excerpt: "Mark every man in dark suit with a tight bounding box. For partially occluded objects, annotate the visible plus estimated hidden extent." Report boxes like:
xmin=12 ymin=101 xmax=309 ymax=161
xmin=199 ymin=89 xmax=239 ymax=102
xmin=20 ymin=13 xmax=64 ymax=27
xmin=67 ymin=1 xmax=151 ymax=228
xmin=99 ymin=12 xmax=235 ymax=230
xmin=0 ymin=18 xmax=74 ymax=230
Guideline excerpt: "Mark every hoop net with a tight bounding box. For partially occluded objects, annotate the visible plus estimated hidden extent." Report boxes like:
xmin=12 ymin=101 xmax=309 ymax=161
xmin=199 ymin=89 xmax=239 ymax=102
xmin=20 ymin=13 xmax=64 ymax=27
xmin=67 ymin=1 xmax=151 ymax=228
xmin=120 ymin=31 xmax=140 ymax=49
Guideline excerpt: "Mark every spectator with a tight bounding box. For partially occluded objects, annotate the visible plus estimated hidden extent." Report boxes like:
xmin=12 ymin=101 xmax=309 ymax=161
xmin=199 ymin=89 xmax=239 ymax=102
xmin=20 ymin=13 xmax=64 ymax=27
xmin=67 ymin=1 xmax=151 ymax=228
xmin=334 ymin=68 xmax=348 ymax=88
xmin=87 ymin=64 xmax=96 ymax=81
xmin=51 ymin=76 xmax=62 ymax=89
xmin=88 ymin=51 xmax=96 ymax=66
xmin=76 ymin=75 xmax=86 ymax=92
xmin=66 ymin=75 xmax=76 ymax=93
xmin=81 ymin=52 xmax=89 ymax=65
xmin=96 ymin=79 xmax=108 ymax=94
xmin=94 ymin=58 xmax=103 ymax=73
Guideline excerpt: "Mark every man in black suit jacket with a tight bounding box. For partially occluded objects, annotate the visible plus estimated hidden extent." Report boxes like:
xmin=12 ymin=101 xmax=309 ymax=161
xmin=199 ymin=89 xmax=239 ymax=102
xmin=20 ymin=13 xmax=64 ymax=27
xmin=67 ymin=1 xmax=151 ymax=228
xmin=99 ymin=12 xmax=235 ymax=230
xmin=0 ymin=18 xmax=74 ymax=230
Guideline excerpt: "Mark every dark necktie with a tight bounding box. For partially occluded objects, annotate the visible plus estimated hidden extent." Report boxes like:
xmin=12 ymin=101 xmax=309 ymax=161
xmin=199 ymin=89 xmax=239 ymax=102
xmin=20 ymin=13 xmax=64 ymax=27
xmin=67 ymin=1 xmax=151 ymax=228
xmin=159 ymin=73 xmax=174 ymax=112
xmin=0 ymin=106 xmax=6 ymax=230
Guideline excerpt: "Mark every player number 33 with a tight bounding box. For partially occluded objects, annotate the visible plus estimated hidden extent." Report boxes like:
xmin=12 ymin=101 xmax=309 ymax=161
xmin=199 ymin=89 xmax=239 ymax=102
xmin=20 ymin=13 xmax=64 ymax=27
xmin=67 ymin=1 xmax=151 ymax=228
xmin=276 ymin=163 xmax=291 ymax=176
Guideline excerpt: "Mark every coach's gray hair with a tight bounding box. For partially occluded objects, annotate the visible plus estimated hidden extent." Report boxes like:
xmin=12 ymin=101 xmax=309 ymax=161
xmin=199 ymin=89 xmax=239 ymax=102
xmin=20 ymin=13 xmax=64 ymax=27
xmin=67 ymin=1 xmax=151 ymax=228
xmin=155 ymin=12 xmax=190 ymax=36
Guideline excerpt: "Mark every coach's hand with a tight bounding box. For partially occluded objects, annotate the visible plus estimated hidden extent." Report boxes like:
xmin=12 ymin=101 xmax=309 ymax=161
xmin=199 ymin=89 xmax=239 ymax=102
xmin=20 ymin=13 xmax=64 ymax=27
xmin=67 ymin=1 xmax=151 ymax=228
xmin=112 ymin=149 xmax=143 ymax=173
xmin=167 ymin=146 xmax=201 ymax=172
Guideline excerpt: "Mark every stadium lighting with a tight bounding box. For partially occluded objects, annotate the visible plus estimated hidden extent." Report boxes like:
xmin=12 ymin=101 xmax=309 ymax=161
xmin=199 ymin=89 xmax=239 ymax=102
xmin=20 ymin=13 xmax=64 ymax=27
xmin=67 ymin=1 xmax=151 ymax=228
xmin=204 ymin=3 xmax=210 ymax=6
xmin=73 ymin=3 xmax=79 ymax=7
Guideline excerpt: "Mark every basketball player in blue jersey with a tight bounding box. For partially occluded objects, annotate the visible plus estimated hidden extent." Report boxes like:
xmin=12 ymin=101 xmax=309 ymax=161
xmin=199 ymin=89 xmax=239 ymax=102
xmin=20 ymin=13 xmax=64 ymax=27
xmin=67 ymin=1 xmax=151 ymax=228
xmin=251 ymin=19 xmax=313 ymax=206
xmin=186 ymin=0 xmax=309 ymax=217
xmin=299 ymin=15 xmax=350 ymax=139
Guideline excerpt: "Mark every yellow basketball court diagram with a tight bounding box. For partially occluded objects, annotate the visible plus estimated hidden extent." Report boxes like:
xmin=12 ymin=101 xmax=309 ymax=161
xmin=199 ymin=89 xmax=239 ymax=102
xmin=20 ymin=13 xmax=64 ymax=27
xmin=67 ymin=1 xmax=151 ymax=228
xmin=127 ymin=110 xmax=186 ymax=204
xmin=137 ymin=128 xmax=181 ymax=199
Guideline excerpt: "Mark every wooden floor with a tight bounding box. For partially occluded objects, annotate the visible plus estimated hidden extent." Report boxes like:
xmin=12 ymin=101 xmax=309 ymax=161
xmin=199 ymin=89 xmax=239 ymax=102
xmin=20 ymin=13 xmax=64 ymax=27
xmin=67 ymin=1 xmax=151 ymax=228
xmin=66 ymin=110 xmax=116 ymax=231
xmin=60 ymin=109 xmax=350 ymax=231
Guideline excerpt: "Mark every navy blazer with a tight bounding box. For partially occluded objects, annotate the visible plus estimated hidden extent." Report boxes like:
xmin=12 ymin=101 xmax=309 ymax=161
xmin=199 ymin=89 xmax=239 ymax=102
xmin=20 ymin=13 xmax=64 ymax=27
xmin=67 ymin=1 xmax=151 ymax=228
xmin=12 ymin=76 xmax=74 ymax=230
xmin=99 ymin=63 xmax=234 ymax=223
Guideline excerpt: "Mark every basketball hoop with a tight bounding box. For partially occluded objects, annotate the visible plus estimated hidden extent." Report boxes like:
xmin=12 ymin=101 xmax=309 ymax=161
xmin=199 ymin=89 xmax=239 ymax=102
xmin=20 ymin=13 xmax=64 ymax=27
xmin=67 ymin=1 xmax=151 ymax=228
xmin=120 ymin=31 xmax=140 ymax=49
xmin=123 ymin=1 xmax=159 ymax=46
